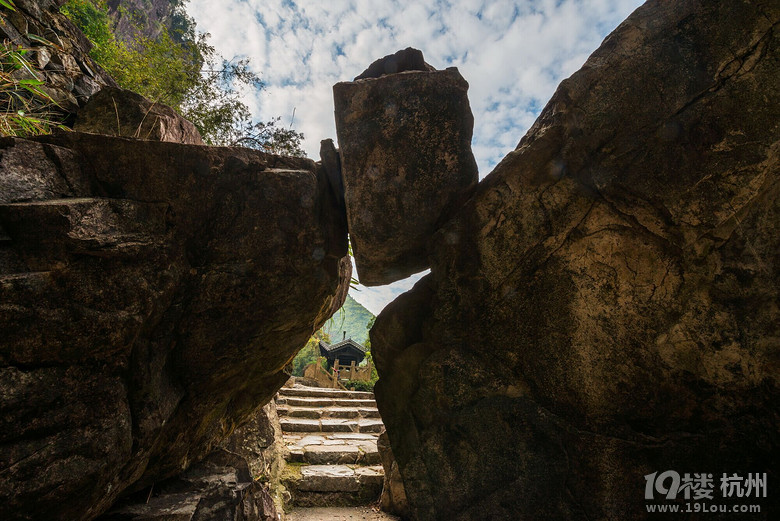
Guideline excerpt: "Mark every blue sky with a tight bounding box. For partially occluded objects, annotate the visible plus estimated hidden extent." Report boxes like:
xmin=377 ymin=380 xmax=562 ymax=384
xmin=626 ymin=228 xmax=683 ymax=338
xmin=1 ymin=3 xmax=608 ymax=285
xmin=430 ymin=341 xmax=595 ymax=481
xmin=187 ymin=0 xmax=644 ymax=314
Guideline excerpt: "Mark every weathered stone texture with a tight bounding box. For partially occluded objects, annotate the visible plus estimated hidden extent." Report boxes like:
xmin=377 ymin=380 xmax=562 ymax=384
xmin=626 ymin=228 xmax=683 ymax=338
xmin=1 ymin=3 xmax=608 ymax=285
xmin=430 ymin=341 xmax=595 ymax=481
xmin=75 ymin=87 xmax=204 ymax=144
xmin=0 ymin=131 xmax=349 ymax=520
xmin=334 ymin=57 xmax=478 ymax=285
xmin=99 ymin=449 xmax=279 ymax=521
xmin=354 ymin=47 xmax=435 ymax=80
xmin=0 ymin=1 xmax=116 ymax=113
xmin=373 ymin=1 xmax=779 ymax=519
xmin=377 ymin=430 xmax=410 ymax=520
xmin=99 ymin=403 xmax=285 ymax=521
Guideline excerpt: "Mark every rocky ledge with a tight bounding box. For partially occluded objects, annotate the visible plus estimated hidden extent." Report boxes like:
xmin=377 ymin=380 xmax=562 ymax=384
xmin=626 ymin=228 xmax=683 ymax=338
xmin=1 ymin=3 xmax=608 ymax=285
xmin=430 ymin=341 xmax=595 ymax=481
xmin=0 ymin=131 xmax=350 ymax=520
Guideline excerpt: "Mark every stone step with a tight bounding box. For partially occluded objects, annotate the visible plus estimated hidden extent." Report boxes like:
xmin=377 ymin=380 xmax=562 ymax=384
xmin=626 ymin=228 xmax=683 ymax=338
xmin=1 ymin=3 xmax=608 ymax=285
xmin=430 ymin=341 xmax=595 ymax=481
xmin=284 ymin=433 xmax=380 ymax=465
xmin=281 ymin=418 xmax=384 ymax=434
xmin=277 ymin=397 xmax=377 ymax=408
xmin=280 ymin=387 xmax=374 ymax=400
xmin=287 ymin=507 xmax=400 ymax=521
xmin=282 ymin=464 xmax=384 ymax=508
xmin=277 ymin=406 xmax=381 ymax=420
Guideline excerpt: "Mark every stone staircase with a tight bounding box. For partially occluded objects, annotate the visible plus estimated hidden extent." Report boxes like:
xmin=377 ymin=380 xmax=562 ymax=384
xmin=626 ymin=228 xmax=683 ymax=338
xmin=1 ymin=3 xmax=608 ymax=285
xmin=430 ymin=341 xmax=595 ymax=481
xmin=276 ymin=385 xmax=385 ymax=508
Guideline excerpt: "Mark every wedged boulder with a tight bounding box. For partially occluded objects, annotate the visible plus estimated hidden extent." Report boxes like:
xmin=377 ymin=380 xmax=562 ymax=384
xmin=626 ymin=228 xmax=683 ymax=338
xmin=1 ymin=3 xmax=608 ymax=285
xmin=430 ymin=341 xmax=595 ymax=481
xmin=355 ymin=47 xmax=435 ymax=80
xmin=334 ymin=51 xmax=478 ymax=286
xmin=0 ymin=131 xmax=350 ymax=521
xmin=373 ymin=1 xmax=779 ymax=520
xmin=75 ymin=87 xmax=204 ymax=145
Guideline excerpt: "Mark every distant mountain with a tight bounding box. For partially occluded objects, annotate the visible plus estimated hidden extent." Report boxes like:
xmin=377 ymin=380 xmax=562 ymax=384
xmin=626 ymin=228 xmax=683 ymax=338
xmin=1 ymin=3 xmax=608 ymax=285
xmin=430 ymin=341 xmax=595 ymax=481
xmin=323 ymin=295 xmax=375 ymax=345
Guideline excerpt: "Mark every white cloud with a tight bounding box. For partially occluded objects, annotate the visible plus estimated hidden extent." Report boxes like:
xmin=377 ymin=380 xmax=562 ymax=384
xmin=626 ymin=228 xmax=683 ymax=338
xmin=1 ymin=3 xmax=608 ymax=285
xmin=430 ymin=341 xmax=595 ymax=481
xmin=187 ymin=0 xmax=644 ymax=313
xmin=350 ymin=270 xmax=428 ymax=317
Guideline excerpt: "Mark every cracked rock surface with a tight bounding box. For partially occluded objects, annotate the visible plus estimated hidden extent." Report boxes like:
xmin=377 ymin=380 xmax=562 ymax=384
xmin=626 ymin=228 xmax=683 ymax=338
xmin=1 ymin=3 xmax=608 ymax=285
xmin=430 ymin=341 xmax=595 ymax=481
xmin=372 ymin=1 xmax=780 ymax=519
xmin=0 ymin=132 xmax=350 ymax=521
xmin=334 ymin=51 xmax=478 ymax=286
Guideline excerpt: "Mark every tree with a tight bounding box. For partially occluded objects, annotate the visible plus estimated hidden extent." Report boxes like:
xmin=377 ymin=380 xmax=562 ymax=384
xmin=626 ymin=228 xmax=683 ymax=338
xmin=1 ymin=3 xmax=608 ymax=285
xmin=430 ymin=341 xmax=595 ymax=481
xmin=291 ymin=329 xmax=330 ymax=377
xmin=179 ymin=43 xmax=304 ymax=155
xmin=60 ymin=0 xmax=305 ymax=156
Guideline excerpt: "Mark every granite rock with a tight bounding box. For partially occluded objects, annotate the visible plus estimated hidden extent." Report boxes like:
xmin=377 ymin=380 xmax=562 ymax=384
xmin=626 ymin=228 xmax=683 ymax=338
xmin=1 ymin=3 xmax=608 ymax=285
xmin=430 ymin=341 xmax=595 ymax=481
xmin=334 ymin=54 xmax=478 ymax=285
xmin=0 ymin=131 xmax=350 ymax=520
xmin=373 ymin=1 xmax=780 ymax=519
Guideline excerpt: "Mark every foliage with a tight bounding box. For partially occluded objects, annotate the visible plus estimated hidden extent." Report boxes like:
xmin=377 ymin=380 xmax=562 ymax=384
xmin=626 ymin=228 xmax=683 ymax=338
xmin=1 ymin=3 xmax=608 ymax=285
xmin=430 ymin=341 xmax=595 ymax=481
xmin=344 ymin=379 xmax=374 ymax=392
xmin=291 ymin=329 xmax=330 ymax=377
xmin=60 ymin=0 xmax=305 ymax=156
xmin=364 ymin=315 xmax=376 ymax=349
xmin=362 ymin=348 xmax=379 ymax=384
xmin=359 ymin=316 xmax=379 ymax=386
xmin=323 ymin=296 xmax=375 ymax=345
xmin=60 ymin=0 xmax=201 ymax=108
xmin=178 ymin=45 xmax=304 ymax=155
xmin=0 ymin=1 xmax=17 ymax=13
xmin=0 ymin=41 xmax=69 ymax=137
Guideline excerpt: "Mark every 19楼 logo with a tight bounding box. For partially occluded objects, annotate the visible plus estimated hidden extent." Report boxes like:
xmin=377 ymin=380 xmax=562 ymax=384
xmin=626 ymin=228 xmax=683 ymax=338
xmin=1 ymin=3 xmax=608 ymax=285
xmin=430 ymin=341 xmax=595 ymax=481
xmin=645 ymin=471 xmax=767 ymax=500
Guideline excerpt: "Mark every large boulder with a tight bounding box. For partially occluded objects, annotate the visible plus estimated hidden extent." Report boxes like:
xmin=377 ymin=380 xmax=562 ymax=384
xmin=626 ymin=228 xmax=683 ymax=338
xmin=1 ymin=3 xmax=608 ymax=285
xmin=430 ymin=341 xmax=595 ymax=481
xmin=373 ymin=1 xmax=779 ymax=519
xmin=334 ymin=50 xmax=478 ymax=285
xmin=0 ymin=131 xmax=350 ymax=520
xmin=75 ymin=87 xmax=204 ymax=145
xmin=99 ymin=402 xmax=286 ymax=521
xmin=99 ymin=449 xmax=279 ymax=521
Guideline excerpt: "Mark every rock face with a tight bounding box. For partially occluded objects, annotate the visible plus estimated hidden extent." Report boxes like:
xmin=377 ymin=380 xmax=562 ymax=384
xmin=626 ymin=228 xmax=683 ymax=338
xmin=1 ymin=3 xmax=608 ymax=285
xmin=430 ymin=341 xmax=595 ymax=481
xmin=99 ymin=403 xmax=285 ymax=521
xmin=100 ymin=449 xmax=279 ymax=521
xmin=377 ymin=431 xmax=410 ymax=520
xmin=0 ymin=1 xmax=116 ymax=114
xmin=0 ymin=131 xmax=350 ymax=521
xmin=372 ymin=1 xmax=779 ymax=520
xmin=334 ymin=51 xmax=478 ymax=286
xmin=354 ymin=47 xmax=435 ymax=80
xmin=105 ymin=0 xmax=178 ymax=44
xmin=75 ymin=87 xmax=204 ymax=145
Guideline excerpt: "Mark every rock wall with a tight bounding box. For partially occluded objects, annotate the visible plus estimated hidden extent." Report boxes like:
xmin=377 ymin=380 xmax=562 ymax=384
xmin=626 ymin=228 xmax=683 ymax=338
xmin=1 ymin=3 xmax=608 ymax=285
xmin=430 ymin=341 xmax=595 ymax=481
xmin=0 ymin=0 xmax=116 ymax=115
xmin=370 ymin=1 xmax=779 ymax=519
xmin=0 ymin=131 xmax=350 ymax=520
xmin=105 ymin=0 xmax=178 ymax=44
xmin=99 ymin=402 xmax=285 ymax=521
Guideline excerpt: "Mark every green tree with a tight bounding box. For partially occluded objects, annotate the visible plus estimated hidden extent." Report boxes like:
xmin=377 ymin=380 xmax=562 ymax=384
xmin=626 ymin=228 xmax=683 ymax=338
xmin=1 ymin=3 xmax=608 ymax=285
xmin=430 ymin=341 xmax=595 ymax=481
xmin=291 ymin=329 xmax=330 ymax=377
xmin=61 ymin=0 xmax=202 ymax=107
xmin=60 ymin=0 xmax=305 ymax=155
xmin=179 ymin=44 xmax=304 ymax=155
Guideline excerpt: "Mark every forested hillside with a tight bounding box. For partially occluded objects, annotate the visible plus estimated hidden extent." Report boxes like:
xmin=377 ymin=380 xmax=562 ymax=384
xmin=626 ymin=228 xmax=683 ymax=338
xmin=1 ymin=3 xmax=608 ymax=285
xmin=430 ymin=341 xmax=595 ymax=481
xmin=323 ymin=295 xmax=374 ymax=345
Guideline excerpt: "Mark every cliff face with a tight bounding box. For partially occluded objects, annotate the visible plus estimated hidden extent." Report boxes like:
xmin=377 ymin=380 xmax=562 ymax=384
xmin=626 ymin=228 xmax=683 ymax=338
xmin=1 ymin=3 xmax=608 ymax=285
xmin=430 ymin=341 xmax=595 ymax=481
xmin=0 ymin=0 xmax=115 ymax=114
xmin=105 ymin=0 xmax=182 ymax=44
xmin=0 ymin=131 xmax=350 ymax=520
xmin=366 ymin=1 xmax=779 ymax=519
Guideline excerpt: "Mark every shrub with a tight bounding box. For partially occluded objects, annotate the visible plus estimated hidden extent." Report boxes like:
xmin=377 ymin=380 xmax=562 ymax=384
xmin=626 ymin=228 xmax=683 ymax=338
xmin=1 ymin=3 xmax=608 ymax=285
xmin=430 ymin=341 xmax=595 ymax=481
xmin=344 ymin=379 xmax=374 ymax=392
xmin=60 ymin=0 xmax=201 ymax=108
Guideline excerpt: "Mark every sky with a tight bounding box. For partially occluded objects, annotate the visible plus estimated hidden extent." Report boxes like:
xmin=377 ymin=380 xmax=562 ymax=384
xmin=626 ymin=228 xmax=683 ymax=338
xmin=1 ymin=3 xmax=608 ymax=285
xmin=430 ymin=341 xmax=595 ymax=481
xmin=187 ymin=0 xmax=644 ymax=315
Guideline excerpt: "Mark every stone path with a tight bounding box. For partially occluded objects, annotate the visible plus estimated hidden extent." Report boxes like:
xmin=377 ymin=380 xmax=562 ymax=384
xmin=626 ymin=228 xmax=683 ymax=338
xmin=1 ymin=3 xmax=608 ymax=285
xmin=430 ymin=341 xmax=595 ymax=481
xmin=277 ymin=385 xmax=385 ymax=508
xmin=286 ymin=506 xmax=399 ymax=520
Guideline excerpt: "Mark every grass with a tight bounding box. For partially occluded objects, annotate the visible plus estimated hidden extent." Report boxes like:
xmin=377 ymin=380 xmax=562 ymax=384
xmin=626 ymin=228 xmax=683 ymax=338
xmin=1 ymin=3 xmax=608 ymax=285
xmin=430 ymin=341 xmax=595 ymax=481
xmin=0 ymin=41 xmax=69 ymax=137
